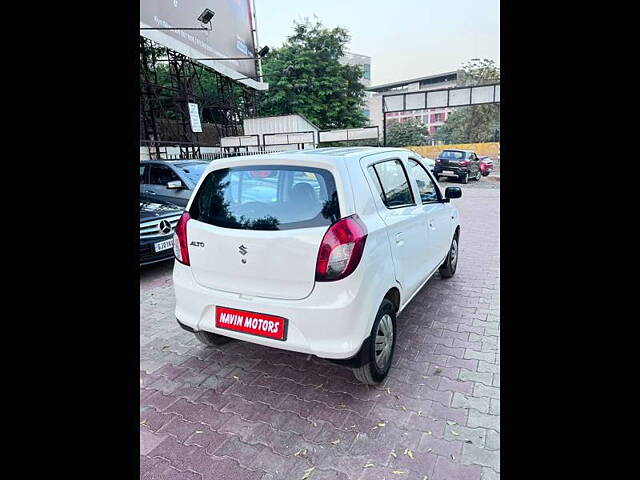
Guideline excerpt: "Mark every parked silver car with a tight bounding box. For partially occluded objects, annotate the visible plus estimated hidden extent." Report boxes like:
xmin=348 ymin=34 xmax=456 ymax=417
xmin=140 ymin=160 xmax=210 ymax=207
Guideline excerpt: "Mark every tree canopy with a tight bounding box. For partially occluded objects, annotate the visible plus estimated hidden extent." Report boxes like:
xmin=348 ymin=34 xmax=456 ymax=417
xmin=386 ymin=118 xmax=430 ymax=147
xmin=258 ymin=18 xmax=368 ymax=129
xmin=434 ymin=59 xmax=500 ymax=144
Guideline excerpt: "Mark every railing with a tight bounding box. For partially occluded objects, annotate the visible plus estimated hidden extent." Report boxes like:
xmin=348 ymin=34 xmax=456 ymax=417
xmin=164 ymin=150 xmax=287 ymax=161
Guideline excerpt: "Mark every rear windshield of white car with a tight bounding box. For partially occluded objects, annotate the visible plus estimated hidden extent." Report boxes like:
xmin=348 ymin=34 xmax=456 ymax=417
xmin=189 ymin=165 xmax=340 ymax=230
xmin=440 ymin=150 xmax=466 ymax=159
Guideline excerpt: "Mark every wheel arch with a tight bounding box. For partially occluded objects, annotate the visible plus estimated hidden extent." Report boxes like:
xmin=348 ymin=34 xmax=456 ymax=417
xmin=384 ymin=286 xmax=401 ymax=313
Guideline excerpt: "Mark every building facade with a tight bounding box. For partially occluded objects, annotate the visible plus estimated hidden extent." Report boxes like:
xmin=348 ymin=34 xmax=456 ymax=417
xmin=367 ymin=70 xmax=462 ymax=138
xmin=339 ymin=52 xmax=372 ymax=120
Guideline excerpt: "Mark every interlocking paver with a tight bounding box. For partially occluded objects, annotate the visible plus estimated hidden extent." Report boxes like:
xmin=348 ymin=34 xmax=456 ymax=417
xmin=140 ymin=183 xmax=500 ymax=479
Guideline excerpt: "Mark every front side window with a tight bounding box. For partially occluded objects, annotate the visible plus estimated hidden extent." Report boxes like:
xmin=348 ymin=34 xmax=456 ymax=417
xmin=409 ymin=159 xmax=439 ymax=203
xmin=140 ymin=165 xmax=148 ymax=184
xmin=189 ymin=166 xmax=339 ymax=231
xmin=149 ymin=165 xmax=180 ymax=185
xmin=370 ymin=159 xmax=415 ymax=208
xmin=175 ymin=162 xmax=209 ymax=185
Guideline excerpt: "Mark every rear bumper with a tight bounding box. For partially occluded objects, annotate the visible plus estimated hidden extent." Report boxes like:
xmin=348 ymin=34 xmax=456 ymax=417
xmin=434 ymin=166 xmax=468 ymax=176
xmin=172 ymin=261 xmax=379 ymax=360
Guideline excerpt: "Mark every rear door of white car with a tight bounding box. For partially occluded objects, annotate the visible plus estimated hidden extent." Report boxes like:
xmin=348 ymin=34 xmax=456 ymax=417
xmin=362 ymin=155 xmax=430 ymax=300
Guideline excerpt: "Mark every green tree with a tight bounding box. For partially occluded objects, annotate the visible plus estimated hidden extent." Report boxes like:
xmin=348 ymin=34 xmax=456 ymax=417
xmin=435 ymin=58 xmax=500 ymax=144
xmin=258 ymin=18 xmax=368 ymax=129
xmin=386 ymin=118 xmax=430 ymax=147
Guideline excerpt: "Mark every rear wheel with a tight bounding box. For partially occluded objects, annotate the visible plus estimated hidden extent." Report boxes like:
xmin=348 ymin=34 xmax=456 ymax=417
xmin=439 ymin=236 xmax=458 ymax=278
xmin=194 ymin=330 xmax=231 ymax=346
xmin=474 ymin=170 xmax=481 ymax=181
xmin=352 ymin=299 xmax=396 ymax=385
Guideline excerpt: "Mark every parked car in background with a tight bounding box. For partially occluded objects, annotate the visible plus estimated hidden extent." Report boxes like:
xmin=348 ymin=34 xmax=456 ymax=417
xmin=140 ymin=160 xmax=210 ymax=207
xmin=422 ymin=157 xmax=435 ymax=172
xmin=479 ymin=156 xmax=494 ymax=176
xmin=172 ymin=147 xmax=462 ymax=384
xmin=140 ymin=199 xmax=184 ymax=265
xmin=433 ymin=149 xmax=482 ymax=184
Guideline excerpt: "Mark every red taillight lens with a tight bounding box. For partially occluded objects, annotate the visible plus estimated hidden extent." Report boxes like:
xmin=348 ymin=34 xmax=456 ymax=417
xmin=316 ymin=215 xmax=368 ymax=282
xmin=459 ymin=160 xmax=469 ymax=166
xmin=435 ymin=158 xmax=440 ymax=163
xmin=173 ymin=211 xmax=191 ymax=265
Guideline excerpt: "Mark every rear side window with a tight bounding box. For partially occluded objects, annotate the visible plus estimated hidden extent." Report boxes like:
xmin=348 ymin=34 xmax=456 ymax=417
xmin=369 ymin=159 xmax=415 ymax=208
xmin=440 ymin=150 xmax=465 ymax=159
xmin=189 ymin=165 xmax=340 ymax=230
xmin=149 ymin=164 xmax=180 ymax=185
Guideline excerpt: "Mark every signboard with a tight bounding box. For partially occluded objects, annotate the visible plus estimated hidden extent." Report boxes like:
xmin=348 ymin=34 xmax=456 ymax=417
xmin=188 ymin=103 xmax=202 ymax=132
xmin=263 ymin=132 xmax=315 ymax=146
xmin=318 ymin=127 xmax=379 ymax=142
xmin=383 ymin=83 xmax=500 ymax=113
xmin=220 ymin=135 xmax=260 ymax=147
xmin=140 ymin=0 xmax=261 ymax=84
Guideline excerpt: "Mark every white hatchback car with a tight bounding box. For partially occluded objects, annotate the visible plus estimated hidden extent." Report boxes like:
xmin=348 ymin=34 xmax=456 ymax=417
xmin=173 ymin=147 xmax=462 ymax=384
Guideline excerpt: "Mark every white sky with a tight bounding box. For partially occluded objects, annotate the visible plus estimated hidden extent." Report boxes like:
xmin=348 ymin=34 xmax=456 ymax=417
xmin=254 ymin=0 xmax=500 ymax=86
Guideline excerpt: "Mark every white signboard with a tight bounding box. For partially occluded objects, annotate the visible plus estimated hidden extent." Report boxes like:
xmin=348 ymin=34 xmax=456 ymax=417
xmin=188 ymin=103 xmax=202 ymax=133
xmin=220 ymin=135 xmax=260 ymax=147
xmin=319 ymin=127 xmax=378 ymax=142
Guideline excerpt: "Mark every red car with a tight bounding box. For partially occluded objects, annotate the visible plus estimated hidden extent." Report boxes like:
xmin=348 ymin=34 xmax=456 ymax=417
xmin=479 ymin=156 xmax=494 ymax=176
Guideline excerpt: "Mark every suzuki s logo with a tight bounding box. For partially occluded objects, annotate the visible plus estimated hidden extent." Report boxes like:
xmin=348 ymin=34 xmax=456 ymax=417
xmin=190 ymin=241 xmax=205 ymax=247
xmin=239 ymin=244 xmax=248 ymax=263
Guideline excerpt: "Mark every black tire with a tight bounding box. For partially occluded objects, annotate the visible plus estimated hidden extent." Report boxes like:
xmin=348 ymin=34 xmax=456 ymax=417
xmin=474 ymin=170 xmax=482 ymax=181
xmin=460 ymin=173 xmax=468 ymax=184
xmin=352 ymin=299 xmax=396 ymax=385
xmin=481 ymin=172 xmax=490 ymax=177
xmin=439 ymin=236 xmax=459 ymax=278
xmin=194 ymin=330 xmax=231 ymax=346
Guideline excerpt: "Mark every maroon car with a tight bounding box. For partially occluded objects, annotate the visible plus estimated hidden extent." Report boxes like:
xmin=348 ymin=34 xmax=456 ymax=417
xmin=479 ymin=156 xmax=494 ymax=176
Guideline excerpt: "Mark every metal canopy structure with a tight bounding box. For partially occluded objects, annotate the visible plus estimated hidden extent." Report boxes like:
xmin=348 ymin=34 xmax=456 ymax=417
xmin=140 ymin=37 xmax=258 ymax=159
xmin=318 ymin=126 xmax=380 ymax=145
xmin=382 ymin=83 xmax=500 ymax=146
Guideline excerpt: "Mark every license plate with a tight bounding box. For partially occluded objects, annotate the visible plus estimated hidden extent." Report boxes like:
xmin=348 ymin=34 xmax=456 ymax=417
xmin=442 ymin=170 xmax=456 ymax=176
xmin=215 ymin=306 xmax=288 ymax=341
xmin=154 ymin=239 xmax=173 ymax=253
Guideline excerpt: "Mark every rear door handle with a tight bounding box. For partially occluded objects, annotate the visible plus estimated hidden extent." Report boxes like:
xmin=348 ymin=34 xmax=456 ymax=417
xmin=144 ymin=190 xmax=156 ymax=194
xmin=395 ymin=233 xmax=404 ymax=246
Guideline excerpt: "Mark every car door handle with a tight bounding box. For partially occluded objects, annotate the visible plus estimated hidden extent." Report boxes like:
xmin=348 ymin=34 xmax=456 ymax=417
xmin=144 ymin=190 xmax=156 ymax=194
xmin=395 ymin=233 xmax=404 ymax=246
xmin=428 ymin=220 xmax=435 ymax=229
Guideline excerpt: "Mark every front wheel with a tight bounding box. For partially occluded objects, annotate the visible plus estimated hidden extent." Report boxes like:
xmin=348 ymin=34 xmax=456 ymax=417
xmin=439 ymin=236 xmax=458 ymax=278
xmin=352 ymin=299 xmax=396 ymax=385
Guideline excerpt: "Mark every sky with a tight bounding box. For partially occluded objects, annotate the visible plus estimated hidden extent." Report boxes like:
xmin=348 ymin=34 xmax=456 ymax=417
xmin=254 ymin=0 xmax=500 ymax=86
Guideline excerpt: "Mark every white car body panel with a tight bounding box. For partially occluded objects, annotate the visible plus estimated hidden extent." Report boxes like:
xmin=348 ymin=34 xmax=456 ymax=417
xmin=173 ymin=147 xmax=460 ymax=360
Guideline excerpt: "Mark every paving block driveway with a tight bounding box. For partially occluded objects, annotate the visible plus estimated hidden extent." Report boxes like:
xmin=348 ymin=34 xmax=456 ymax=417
xmin=140 ymin=180 xmax=500 ymax=480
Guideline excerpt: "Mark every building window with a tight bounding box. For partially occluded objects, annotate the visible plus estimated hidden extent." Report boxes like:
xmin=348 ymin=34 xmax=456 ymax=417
xmin=363 ymin=64 xmax=371 ymax=80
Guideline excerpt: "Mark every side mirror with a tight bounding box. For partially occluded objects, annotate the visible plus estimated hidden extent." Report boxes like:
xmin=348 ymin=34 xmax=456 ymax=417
xmin=167 ymin=180 xmax=183 ymax=189
xmin=445 ymin=186 xmax=462 ymax=199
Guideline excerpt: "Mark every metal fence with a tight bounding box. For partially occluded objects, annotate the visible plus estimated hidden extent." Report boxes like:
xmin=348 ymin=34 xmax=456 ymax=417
xmin=165 ymin=150 xmax=286 ymax=161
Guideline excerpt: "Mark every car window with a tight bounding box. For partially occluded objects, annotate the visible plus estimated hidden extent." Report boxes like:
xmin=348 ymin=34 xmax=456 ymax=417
xmin=440 ymin=150 xmax=464 ymax=159
xmin=175 ymin=163 xmax=209 ymax=185
xmin=408 ymin=159 xmax=439 ymax=203
xmin=148 ymin=164 xmax=180 ymax=186
xmin=189 ymin=166 xmax=340 ymax=231
xmin=140 ymin=165 xmax=148 ymax=184
xmin=370 ymin=159 xmax=415 ymax=208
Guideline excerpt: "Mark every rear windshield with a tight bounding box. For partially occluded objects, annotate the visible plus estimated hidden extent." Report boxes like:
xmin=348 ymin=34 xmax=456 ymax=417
xmin=189 ymin=165 xmax=340 ymax=230
xmin=440 ymin=150 xmax=466 ymax=159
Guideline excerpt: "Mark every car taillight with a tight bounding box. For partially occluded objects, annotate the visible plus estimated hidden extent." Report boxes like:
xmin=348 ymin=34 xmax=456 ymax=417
xmin=316 ymin=215 xmax=368 ymax=282
xmin=435 ymin=159 xmax=440 ymax=163
xmin=459 ymin=160 xmax=469 ymax=166
xmin=173 ymin=211 xmax=191 ymax=265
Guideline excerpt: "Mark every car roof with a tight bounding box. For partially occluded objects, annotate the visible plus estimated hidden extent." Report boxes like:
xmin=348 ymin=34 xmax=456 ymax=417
xmin=141 ymin=160 xmax=208 ymax=166
xmin=237 ymin=146 xmax=413 ymax=161
xmin=441 ymin=149 xmax=474 ymax=153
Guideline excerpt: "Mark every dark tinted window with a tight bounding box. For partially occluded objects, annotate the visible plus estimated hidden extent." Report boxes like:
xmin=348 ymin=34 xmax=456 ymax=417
xmin=371 ymin=159 xmax=415 ymax=208
xmin=140 ymin=165 xmax=148 ymax=184
xmin=189 ymin=166 xmax=340 ymax=231
xmin=409 ymin=159 xmax=438 ymax=203
xmin=440 ymin=150 xmax=465 ymax=159
xmin=175 ymin=162 xmax=209 ymax=185
xmin=149 ymin=164 xmax=180 ymax=185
